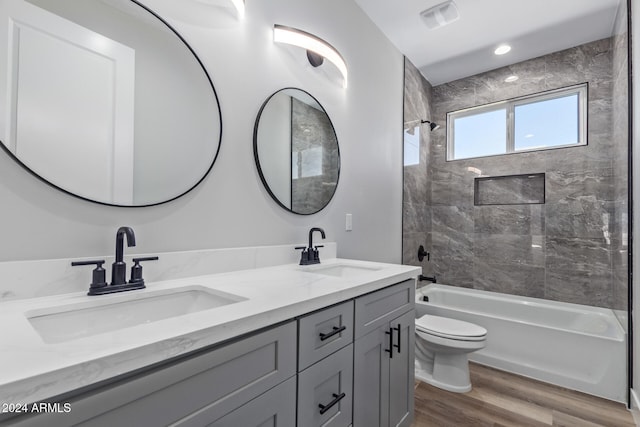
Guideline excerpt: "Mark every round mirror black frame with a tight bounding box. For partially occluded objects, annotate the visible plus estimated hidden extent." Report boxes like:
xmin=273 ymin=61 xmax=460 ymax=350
xmin=253 ymin=88 xmax=340 ymax=215
xmin=0 ymin=0 xmax=222 ymax=208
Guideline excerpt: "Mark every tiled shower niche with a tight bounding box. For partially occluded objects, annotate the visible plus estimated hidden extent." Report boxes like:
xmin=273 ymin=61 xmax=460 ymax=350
xmin=474 ymin=173 xmax=545 ymax=206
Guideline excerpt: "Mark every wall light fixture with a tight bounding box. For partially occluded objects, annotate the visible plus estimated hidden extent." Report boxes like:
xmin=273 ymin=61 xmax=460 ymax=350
xmin=230 ymin=0 xmax=245 ymax=18
xmin=273 ymin=24 xmax=348 ymax=88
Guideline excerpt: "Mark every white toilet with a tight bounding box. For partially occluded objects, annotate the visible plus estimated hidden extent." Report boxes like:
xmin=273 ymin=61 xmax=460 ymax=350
xmin=414 ymin=314 xmax=487 ymax=393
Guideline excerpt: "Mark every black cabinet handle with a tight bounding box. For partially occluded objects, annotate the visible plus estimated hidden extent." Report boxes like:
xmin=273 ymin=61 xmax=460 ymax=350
xmin=385 ymin=328 xmax=394 ymax=358
xmin=319 ymin=325 xmax=346 ymax=341
xmin=318 ymin=392 xmax=346 ymax=415
xmin=393 ymin=323 xmax=401 ymax=353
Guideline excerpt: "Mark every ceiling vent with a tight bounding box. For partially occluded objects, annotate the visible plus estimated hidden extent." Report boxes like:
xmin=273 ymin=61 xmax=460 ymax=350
xmin=420 ymin=1 xmax=459 ymax=30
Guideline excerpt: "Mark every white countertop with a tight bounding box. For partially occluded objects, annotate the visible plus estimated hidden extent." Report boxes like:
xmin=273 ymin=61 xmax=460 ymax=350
xmin=0 ymin=258 xmax=420 ymax=404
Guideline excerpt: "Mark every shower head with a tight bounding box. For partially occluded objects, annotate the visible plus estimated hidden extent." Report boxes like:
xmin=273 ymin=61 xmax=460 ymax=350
xmin=403 ymin=119 xmax=440 ymax=132
xmin=422 ymin=120 xmax=440 ymax=131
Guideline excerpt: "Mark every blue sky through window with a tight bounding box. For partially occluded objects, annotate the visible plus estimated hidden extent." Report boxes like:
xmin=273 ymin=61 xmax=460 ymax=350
xmin=515 ymin=94 xmax=579 ymax=150
xmin=448 ymin=85 xmax=585 ymax=160
xmin=453 ymin=108 xmax=507 ymax=159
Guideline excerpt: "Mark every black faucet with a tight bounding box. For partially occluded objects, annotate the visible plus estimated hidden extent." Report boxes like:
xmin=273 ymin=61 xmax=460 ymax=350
xmin=419 ymin=274 xmax=437 ymax=283
xmin=112 ymin=226 xmax=136 ymax=286
xmin=72 ymin=226 xmax=158 ymax=295
xmin=296 ymin=227 xmax=326 ymax=265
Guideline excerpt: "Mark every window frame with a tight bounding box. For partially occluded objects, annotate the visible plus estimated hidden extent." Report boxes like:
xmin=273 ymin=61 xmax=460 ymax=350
xmin=446 ymin=83 xmax=588 ymax=161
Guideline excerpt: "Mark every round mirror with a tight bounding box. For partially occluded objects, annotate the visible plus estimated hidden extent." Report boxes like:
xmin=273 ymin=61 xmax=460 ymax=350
xmin=254 ymin=88 xmax=340 ymax=215
xmin=0 ymin=0 xmax=222 ymax=206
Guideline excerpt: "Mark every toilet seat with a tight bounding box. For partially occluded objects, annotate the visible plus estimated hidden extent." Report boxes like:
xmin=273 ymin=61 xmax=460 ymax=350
xmin=416 ymin=314 xmax=487 ymax=341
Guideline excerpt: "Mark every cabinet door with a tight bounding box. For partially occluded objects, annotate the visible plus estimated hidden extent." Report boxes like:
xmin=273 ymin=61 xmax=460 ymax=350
xmin=352 ymin=324 xmax=390 ymax=427
xmin=298 ymin=344 xmax=353 ymax=427
xmin=206 ymin=377 xmax=296 ymax=427
xmin=354 ymin=280 xmax=414 ymax=339
xmin=388 ymin=310 xmax=415 ymax=427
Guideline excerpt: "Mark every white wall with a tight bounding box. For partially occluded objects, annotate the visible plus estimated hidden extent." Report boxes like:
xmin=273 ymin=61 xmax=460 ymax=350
xmin=0 ymin=0 xmax=404 ymax=265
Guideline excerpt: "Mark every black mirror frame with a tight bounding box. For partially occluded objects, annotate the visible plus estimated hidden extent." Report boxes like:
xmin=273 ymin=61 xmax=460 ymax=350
xmin=253 ymin=87 xmax=340 ymax=215
xmin=0 ymin=0 xmax=223 ymax=208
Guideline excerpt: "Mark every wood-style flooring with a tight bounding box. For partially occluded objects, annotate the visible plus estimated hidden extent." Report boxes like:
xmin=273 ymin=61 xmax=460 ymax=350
xmin=412 ymin=363 xmax=635 ymax=427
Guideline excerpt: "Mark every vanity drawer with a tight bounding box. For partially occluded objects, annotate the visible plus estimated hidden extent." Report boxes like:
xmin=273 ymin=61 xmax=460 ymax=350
xmin=8 ymin=322 xmax=297 ymax=427
xmin=298 ymin=343 xmax=353 ymax=427
xmin=354 ymin=280 xmax=415 ymax=339
xmin=298 ymin=300 xmax=354 ymax=370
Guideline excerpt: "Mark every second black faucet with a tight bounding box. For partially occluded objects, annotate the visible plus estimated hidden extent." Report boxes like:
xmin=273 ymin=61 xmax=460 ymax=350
xmin=296 ymin=227 xmax=326 ymax=265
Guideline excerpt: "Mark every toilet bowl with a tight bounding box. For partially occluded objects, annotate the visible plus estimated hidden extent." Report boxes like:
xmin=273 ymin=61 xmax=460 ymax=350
xmin=415 ymin=314 xmax=487 ymax=393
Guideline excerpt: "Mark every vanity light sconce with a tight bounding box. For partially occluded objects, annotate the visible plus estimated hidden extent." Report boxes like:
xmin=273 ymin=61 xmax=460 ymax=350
xmin=273 ymin=24 xmax=348 ymax=88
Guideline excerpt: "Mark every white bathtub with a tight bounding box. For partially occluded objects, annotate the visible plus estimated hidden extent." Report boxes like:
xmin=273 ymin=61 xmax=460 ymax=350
xmin=415 ymin=284 xmax=627 ymax=402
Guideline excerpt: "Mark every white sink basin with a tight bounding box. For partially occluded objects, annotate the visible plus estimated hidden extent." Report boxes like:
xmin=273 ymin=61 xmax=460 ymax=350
xmin=26 ymin=286 xmax=247 ymax=344
xmin=304 ymin=264 xmax=383 ymax=278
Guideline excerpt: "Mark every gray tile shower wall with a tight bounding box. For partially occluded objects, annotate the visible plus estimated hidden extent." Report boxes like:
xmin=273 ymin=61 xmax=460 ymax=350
xmin=403 ymin=58 xmax=432 ymax=273
xmin=611 ymin=29 xmax=629 ymax=311
xmin=403 ymin=36 xmax=628 ymax=310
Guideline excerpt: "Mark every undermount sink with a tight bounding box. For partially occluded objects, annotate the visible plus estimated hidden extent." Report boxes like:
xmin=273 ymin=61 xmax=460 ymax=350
xmin=305 ymin=264 xmax=383 ymax=278
xmin=27 ymin=286 xmax=247 ymax=344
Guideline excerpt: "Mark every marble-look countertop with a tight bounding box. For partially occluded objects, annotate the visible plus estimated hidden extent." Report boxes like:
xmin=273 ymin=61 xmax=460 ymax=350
xmin=0 ymin=258 xmax=420 ymax=404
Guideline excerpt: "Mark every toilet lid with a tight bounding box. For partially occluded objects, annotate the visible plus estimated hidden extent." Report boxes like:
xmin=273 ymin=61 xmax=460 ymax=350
xmin=416 ymin=314 xmax=487 ymax=341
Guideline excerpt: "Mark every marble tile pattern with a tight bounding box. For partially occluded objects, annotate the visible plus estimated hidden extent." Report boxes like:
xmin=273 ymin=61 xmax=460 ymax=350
xmin=474 ymin=174 xmax=545 ymax=205
xmin=415 ymin=37 xmax=629 ymax=309
xmin=611 ymin=28 xmax=629 ymax=311
xmin=291 ymin=98 xmax=339 ymax=214
xmin=403 ymin=58 xmax=433 ymax=275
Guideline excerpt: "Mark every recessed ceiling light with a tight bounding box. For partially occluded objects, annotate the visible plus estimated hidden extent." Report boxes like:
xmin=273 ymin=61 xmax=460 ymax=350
xmin=504 ymin=75 xmax=519 ymax=83
xmin=494 ymin=44 xmax=511 ymax=55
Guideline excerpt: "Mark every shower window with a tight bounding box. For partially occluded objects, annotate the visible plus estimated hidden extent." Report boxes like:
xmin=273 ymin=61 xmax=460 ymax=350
xmin=447 ymin=83 xmax=587 ymax=161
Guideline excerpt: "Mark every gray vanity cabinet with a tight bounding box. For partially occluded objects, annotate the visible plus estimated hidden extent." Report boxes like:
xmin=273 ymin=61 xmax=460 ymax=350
xmin=208 ymin=377 xmax=297 ymax=427
xmin=4 ymin=280 xmax=416 ymax=427
xmin=297 ymin=300 xmax=354 ymax=427
xmin=5 ymin=322 xmax=297 ymax=427
xmin=353 ymin=280 xmax=415 ymax=427
xmin=298 ymin=300 xmax=354 ymax=370
xmin=297 ymin=344 xmax=353 ymax=427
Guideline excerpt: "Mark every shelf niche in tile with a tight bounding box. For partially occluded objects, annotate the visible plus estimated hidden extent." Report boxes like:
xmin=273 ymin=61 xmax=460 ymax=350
xmin=474 ymin=173 xmax=545 ymax=206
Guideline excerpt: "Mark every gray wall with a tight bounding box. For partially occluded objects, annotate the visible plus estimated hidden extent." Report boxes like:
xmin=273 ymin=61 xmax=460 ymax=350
xmin=0 ymin=0 xmax=404 ymax=264
xmin=402 ymin=58 xmax=432 ymax=271
xmin=611 ymin=20 xmax=630 ymax=312
xmin=632 ymin=0 xmax=640 ymax=410
xmin=416 ymin=37 xmax=627 ymax=310
xmin=291 ymin=98 xmax=339 ymax=214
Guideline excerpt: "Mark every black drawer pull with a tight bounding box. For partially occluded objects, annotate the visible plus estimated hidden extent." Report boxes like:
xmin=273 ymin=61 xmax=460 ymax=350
xmin=385 ymin=328 xmax=393 ymax=358
xmin=393 ymin=323 xmax=401 ymax=353
xmin=319 ymin=325 xmax=346 ymax=341
xmin=318 ymin=392 xmax=346 ymax=415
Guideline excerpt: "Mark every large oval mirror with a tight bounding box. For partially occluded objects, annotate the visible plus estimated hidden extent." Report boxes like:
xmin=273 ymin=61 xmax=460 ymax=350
xmin=0 ymin=0 xmax=222 ymax=206
xmin=254 ymin=88 xmax=340 ymax=215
